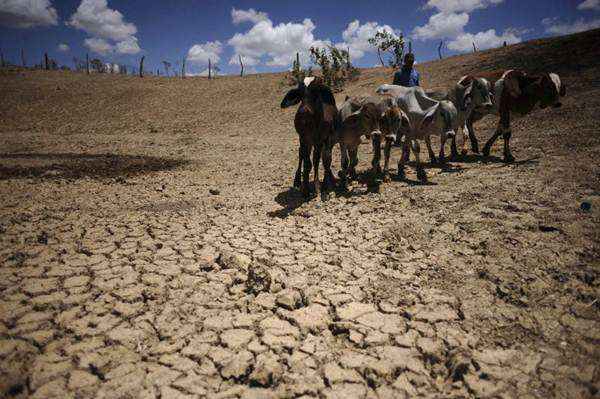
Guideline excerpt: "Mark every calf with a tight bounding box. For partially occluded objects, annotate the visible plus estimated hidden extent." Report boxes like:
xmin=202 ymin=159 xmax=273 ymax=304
xmin=427 ymin=76 xmax=493 ymax=158
xmin=376 ymin=84 xmax=458 ymax=181
xmin=281 ymin=77 xmax=339 ymax=198
xmin=461 ymin=69 xmax=566 ymax=162
xmin=337 ymin=96 xmax=405 ymax=187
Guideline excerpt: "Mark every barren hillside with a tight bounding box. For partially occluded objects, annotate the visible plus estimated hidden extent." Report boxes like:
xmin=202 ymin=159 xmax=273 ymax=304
xmin=0 ymin=29 xmax=599 ymax=398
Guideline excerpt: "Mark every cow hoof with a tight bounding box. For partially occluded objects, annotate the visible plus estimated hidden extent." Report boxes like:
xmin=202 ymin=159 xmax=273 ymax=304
xmin=482 ymin=147 xmax=491 ymax=157
xmin=293 ymin=179 xmax=301 ymax=189
xmin=417 ymin=168 xmax=428 ymax=182
xmin=383 ymin=174 xmax=391 ymax=183
xmin=430 ymin=157 xmax=438 ymax=165
xmin=461 ymin=149 xmax=468 ymax=156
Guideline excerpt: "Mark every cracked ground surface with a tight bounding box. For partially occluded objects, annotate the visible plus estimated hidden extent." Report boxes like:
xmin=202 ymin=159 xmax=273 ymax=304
xmin=1 ymin=30 xmax=599 ymax=398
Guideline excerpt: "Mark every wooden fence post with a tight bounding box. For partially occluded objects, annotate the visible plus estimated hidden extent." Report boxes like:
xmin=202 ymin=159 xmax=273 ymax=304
xmin=472 ymin=42 xmax=477 ymax=52
xmin=86 ymin=53 xmax=90 ymax=74
xmin=438 ymin=40 xmax=444 ymax=60
xmin=0 ymin=50 xmax=4 ymax=67
xmin=139 ymin=56 xmax=145 ymax=77
xmin=21 ymin=48 xmax=26 ymax=67
xmin=182 ymin=56 xmax=186 ymax=79
xmin=239 ymin=54 xmax=244 ymax=77
xmin=44 ymin=52 xmax=49 ymax=70
xmin=208 ymin=58 xmax=211 ymax=80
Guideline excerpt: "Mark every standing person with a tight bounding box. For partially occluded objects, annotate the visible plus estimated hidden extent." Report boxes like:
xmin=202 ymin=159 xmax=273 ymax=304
xmin=393 ymin=53 xmax=420 ymax=87
xmin=392 ymin=53 xmax=420 ymax=145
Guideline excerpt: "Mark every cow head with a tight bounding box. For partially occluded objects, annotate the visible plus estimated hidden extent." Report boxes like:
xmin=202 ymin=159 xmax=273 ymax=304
xmin=281 ymin=76 xmax=333 ymax=109
xmin=357 ymin=102 xmax=382 ymax=138
xmin=467 ymin=78 xmax=493 ymax=112
xmin=526 ymin=73 xmax=565 ymax=109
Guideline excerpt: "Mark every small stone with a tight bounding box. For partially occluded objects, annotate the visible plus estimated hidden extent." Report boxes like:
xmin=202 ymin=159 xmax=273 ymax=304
xmin=249 ymin=354 xmax=283 ymax=387
xmin=276 ymin=288 xmax=303 ymax=310
xmin=221 ymin=350 xmax=254 ymax=379
xmin=209 ymin=188 xmax=220 ymax=195
xmin=246 ymin=264 xmax=272 ymax=294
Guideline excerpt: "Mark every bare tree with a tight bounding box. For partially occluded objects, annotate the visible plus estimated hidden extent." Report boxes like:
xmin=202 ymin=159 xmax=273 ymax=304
xmin=473 ymin=42 xmax=477 ymax=52
xmin=21 ymin=48 xmax=26 ymax=67
xmin=44 ymin=52 xmax=49 ymax=70
xmin=0 ymin=50 xmax=4 ymax=67
xmin=368 ymin=31 xmax=405 ymax=68
xmin=162 ymin=60 xmax=171 ymax=76
xmin=139 ymin=55 xmax=145 ymax=77
xmin=208 ymin=58 xmax=212 ymax=79
xmin=86 ymin=53 xmax=90 ymax=74
xmin=182 ymin=56 xmax=186 ymax=79
xmin=438 ymin=40 xmax=444 ymax=60
xmin=239 ymin=54 xmax=244 ymax=77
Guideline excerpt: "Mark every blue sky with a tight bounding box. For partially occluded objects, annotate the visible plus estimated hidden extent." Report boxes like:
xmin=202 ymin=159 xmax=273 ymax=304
xmin=1 ymin=0 xmax=599 ymax=75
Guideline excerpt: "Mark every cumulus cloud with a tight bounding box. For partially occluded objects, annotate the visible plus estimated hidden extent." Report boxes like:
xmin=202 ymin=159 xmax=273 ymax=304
xmin=68 ymin=0 xmax=141 ymax=55
xmin=447 ymin=29 xmax=521 ymax=51
xmin=412 ymin=12 xmax=469 ymax=40
xmin=231 ymin=7 xmax=268 ymax=25
xmin=543 ymin=17 xmax=600 ymax=35
xmin=84 ymin=37 xmax=113 ymax=55
xmin=187 ymin=41 xmax=223 ymax=65
xmin=578 ymin=0 xmax=600 ymax=11
xmin=0 ymin=0 xmax=58 ymax=28
xmin=423 ymin=0 xmax=504 ymax=13
xmin=413 ymin=0 xmax=521 ymax=53
xmin=228 ymin=15 xmax=330 ymax=67
xmin=335 ymin=20 xmax=398 ymax=60
xmin=58 ymin=43 xmax=70 ymax=52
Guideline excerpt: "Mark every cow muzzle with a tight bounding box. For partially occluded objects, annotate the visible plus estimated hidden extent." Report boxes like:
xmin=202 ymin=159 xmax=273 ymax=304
xmin=370 ymin=129 xmax=382 ymax=137
xmin=445 ymin=130 xmax=456 ymax=138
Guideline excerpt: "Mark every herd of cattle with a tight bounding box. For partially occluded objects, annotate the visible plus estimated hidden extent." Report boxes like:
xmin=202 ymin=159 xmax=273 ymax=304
xmin=281 ymin=70 xmax=566 ymax=198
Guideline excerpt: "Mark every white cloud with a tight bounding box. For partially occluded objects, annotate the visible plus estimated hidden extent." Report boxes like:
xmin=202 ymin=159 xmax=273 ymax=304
xmin=578 ymin=0 xmax=600 ymax=11
xmin=68 ymin=0 xmax=141 ymax=55
xmin=335 ymin=20 xmax=398 ymax=60
xmin=68 ymin=0 xmax=136 ymax=40
xmin=115 ymin=36 xmax=140 ymax=54
xmin=0 ymin=0 xmax=58 ymax=28
xmin=447 ymin=28 xmax=521 ymax=51
xmin=58 ymin=43 xmax=70 ymax=52
xmin=543 ymin=17 xmax=600 ymax=35
xmin=412 ymin=12 xmax=469 ymax=40
xmin=423 ymin=0 xmax=504 ymax=13
xmin=187 ymin=41 xmax=223 ymax=65
xmin=231 ymin=7 xmax=268 ymax=25
xmin=84 ymin=37 xmax=113 ymax=55
xmin=413 ymin=0 xmax=521 ymax=54
xmin=228 ymin=17 xmax=330 ymax=67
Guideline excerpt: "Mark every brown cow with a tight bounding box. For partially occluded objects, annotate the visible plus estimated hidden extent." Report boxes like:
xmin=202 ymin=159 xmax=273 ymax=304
xmin=281 ymin=77 xmax=340 ymax=198
xmin=462 ymin=69 xmax=566 ymax=162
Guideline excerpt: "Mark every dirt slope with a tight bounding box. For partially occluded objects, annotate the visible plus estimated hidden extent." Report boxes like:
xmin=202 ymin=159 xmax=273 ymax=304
xmin=0 ymin=29 xmax=599 ymax=398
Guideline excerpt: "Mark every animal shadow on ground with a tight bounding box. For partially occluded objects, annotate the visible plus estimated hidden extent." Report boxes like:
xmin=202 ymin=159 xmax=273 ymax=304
xmin=269 ymin=186 xmax=311 ymax=218
xmin=0 ymin=153 xmax=188 ymax=180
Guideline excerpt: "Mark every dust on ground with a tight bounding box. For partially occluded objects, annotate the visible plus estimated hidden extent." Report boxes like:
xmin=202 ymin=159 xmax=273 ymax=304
xmin=0 ymin=29 xmax=599 ymax=398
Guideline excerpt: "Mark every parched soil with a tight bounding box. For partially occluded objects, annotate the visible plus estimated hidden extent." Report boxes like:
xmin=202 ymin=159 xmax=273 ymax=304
xmin=0 ymin=29 xmax=599 ymax=398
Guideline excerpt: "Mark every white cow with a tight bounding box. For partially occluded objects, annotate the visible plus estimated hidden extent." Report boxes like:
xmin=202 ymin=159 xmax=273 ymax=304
xmin=376 ymin=84 xmax=458 ymax=182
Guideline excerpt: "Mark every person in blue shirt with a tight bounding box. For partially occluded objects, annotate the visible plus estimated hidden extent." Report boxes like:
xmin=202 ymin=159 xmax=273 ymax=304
xmin=393 ymin=53 xmax=420 ymax=87
xmin=392 ymin=53 xmax=419 ymax=145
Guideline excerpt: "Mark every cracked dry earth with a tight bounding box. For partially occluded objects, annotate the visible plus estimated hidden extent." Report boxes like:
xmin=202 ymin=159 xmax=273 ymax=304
xmin=1 ymin=31 xmax=600 ymax=398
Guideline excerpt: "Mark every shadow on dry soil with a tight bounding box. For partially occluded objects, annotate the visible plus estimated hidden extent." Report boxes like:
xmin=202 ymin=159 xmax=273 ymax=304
xmin=0 ymin=153 xmax=188 ymax=180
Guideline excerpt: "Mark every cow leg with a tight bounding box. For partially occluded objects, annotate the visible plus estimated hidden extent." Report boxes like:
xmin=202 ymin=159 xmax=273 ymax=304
xmin=397 ymin=138 xmax=410 ymax=179
xmin=349 ymin=148 xmax=359 ymax=181
xmin=412 ymin=140 xmax=427 ymax=182
xmin=321 ymin=143 xmax=335 ymax=190
xmin=371 ymin=135 xmax=382 ymax=178
xmin=312 ymin=145 xmax=322 ymax=196
xmin=425 ymin=135 xmax=438 ymax=164
xmin=451 ymin=129 xmax=460 ymax=160
xmin=439 ymin=133 xmax=447 ymax=164
xmin=460 ymin=123 xmax=469 ymax=156
xmin=382 ymin=137 xmax=393 ymax=183
xmin=466 ymin=115 xmax=480 ymax=154
xmin=339 ymin=143 xmax=349 ymax=189
xmin=294 ymin=143 xmax=305 ymax=188
xmin=301 ymin=144 xmax=312 ymax=198
xmin=482 ymin=127 xmax=502 ymax=157
xmin=502 ymin=129 xmax=514 ymax=163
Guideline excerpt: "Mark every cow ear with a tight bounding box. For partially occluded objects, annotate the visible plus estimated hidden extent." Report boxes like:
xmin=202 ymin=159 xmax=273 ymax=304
xmin=560 ymin=83 xmax=566 ymax=97
xmin=281 ymin=88 xmax=302 ymax=108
